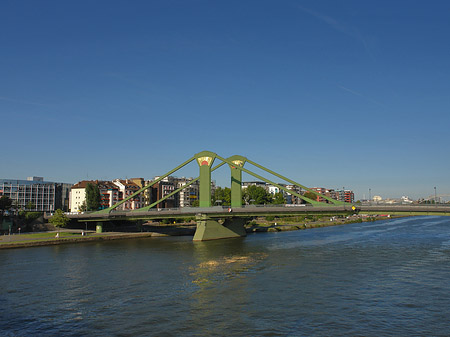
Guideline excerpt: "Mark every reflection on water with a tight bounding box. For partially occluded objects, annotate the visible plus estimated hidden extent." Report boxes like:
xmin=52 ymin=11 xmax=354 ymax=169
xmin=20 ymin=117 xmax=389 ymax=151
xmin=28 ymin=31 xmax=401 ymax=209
xmin=191 ymin=253 xmax=268 ymax=286
xmin=1 ymin=216 xmax=450 ymax=336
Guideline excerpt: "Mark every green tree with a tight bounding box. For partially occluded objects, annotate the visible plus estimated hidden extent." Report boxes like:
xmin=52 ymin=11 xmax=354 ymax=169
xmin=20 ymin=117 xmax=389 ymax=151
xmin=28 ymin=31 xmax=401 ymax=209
xmin=243 ymin=185 xmax=272 ymax=205
xmin=79 ymin=200 xmax=87 ymax=212
xmin=303 ymin=191 xmax=318 ymax=202
xmin=212 ymin=187 xmax=231 ymax=206
xmin=85 ymin=183 xmax=101 ymax=211
xmin=0 ymin=195 xmax=12 ymax=215
xmin=12 ymin=200 xmax=22 ymax=214
xmin=49 ymin=209 xmax=70 ymax=233
xmin=26 ymin=201 xmax=36 ymax=211
xmin=272 ymin=192 xmax=286 ymax=205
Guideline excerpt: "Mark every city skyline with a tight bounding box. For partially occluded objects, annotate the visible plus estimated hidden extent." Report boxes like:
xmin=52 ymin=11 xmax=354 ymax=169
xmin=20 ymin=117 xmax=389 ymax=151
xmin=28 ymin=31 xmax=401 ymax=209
xmin=1 ymin=1 xmax=449 ymax=200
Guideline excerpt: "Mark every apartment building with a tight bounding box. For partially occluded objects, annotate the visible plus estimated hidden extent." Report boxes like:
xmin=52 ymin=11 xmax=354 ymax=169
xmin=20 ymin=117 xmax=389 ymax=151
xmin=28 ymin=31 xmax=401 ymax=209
xmin=176 ymin=177 xmax=199 ymax=207
xmin=70 ymin=180 xmax=139 ymax=212
xmin=112 ymin=179 xmax=143 ymax=210
xmin=310 ymin=187 xmax=355 ymax=203
xmin=286 ymin=185 xmax=304 ymax=204
xmin=310 ymin=187 xmax=329 ymax=203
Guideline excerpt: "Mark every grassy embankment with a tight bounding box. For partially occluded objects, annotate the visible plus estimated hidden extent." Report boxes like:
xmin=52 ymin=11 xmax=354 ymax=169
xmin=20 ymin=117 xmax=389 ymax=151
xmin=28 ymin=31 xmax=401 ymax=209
xmin=245 ymin=214 xmax=384 ymax=233
xmin=0 ymin=231 xmax=154 ymax=249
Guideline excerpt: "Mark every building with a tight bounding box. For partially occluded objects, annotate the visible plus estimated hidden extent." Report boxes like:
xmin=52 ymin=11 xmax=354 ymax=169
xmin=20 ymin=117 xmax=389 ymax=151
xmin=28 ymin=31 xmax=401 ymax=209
xmin=147 ymin=176 xmax=178 ymax=209
xmin=112 ymin=179 xmax=143 ymax=210
xmin=373 ymin=195 xmax=382 ymax=203
xmin=286 ymin=185 xmax=304 ymax=204
xmin=242 ymin=181 xmax=267 ymax=189
xmin=0 ymin=177 xmax=71 ymax=212
xmin=176 ymin=177 xmax=199 ymax=208
xmin=70 ymin=181 xmax=88 ymax=212
xmin=70 ymin=179 xmax=144 ymax=212
xmin=308 ymin=187 xmax=354 ymax=203
xmin=98 ymin=181 xmax=120 ymax=209
xmin=338 ymin=189 xmax=355 ymax=203
xmin=310 ymin=187 xmax=329 ymax=203
xmin=70 ymin=180 xmax=121 ymax=212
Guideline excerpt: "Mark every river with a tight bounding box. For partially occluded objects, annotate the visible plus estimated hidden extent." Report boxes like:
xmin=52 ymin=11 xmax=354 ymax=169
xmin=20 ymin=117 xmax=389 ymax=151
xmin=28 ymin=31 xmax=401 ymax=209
xmin=1 ymin=216 xmax=449 ymax=336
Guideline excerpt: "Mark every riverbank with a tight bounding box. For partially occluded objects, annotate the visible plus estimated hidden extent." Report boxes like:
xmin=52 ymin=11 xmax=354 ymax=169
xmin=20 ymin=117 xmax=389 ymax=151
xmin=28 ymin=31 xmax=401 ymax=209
xmin=246 ymin=214 xmax=394 ymax=233
xmin=0 ymin=214 xmax=397 ymax=249
xmin=0 ymin=231 xmax=159 ymax=249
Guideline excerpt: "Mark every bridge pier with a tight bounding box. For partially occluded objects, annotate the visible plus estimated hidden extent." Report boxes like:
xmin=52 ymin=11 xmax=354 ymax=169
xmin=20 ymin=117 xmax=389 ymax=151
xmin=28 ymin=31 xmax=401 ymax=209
xmin=96 ymin=222 xmax=103 ymax=233
xmin=193 ymin=214 xmax=247 ymax=241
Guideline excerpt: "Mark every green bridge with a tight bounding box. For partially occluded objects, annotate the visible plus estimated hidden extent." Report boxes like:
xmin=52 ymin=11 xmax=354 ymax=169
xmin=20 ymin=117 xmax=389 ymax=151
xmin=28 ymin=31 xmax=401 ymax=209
xmin=62 ymin=151 xmax=450 ymax=241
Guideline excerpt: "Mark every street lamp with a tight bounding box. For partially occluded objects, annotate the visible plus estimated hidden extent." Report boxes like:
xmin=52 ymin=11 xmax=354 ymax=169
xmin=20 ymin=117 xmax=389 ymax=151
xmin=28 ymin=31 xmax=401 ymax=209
xmin=434 ymin=187 xmax=437 ymax=205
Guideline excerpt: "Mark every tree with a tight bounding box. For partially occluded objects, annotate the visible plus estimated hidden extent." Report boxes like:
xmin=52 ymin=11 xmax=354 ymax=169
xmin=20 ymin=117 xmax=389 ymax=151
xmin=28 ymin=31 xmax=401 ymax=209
xmin=272 ymin=192 xmax=286 ymax=205
xmin=12 ymin=200 xmax=22 ymax=214
xmin=79 ymin=200 xmax=87 ymax=212
xmin=303 ymin=191 xmax=318 ymax=203
xmin=85 ymin=183 xmax=101 ymax=211
xmin=243 ymin=185 xmax=273 ymax=205
xmin=0 ymin=195 xmax=12 ymax=215
xmin=49 ymin=209 xmax=70 ymax=233
xmin=26 ymin=201 xmax=36 ymax=211
xmin=212 ymin=187 xmax=231 ymax=206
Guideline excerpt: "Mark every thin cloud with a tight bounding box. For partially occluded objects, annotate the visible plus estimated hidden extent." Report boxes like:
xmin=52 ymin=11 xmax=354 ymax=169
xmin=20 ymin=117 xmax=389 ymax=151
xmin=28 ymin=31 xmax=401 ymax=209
xmin=0 ymin=96 xmax=52 ymax=107
xmin=338 ymin=85 xmax=386 ymax=108
xmin=296 ymin=5 xmax=376 ymax=61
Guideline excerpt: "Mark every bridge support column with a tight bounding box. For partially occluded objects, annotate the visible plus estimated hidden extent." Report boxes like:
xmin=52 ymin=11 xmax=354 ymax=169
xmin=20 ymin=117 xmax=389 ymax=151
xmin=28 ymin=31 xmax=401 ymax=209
xmin=195 ymin=151 xmax=216 ymax=208
xmin=96 ymin=222 xmax=103 ymax=233
xmin=229 ymin=155 xmax=247 ymax=207
xmin=193 ymin=214 xmax=247 ymax=241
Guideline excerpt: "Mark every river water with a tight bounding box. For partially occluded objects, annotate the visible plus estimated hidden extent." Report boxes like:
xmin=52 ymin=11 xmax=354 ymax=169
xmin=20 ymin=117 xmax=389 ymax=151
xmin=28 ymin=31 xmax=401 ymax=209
xmin=1 ymin=216 xmax=450 ymax=336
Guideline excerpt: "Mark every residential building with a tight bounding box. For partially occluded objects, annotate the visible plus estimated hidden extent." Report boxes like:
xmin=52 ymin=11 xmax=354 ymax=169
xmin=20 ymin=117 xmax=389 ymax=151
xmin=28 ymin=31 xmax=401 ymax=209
xmin=176 ymin=177 xmax=199 ymax=208
xmin=112 ymin=179 xmax=143 ymax=210
xmin=308 ymin=187 xmax=354 ymax=203
xmin=70 ymin=180 xmax=122 ymax=212
xmin=286 ymin=185 xmax=304 ymax=204
xmin=98 ymin=181 xmax=120 ymax=209
xmin=311 ymin=187 xmax=329 ymax=203
xmin=70 ymin=181 xmax=88 ymax=212
xmin=334 ymin=189 xmax=354 ymax=203
xmin=147 ymin=176 xmax=178 ymax=209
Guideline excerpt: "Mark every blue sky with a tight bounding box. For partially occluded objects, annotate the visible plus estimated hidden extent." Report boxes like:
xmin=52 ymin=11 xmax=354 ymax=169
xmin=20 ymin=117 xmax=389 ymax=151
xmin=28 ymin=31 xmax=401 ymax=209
xmin=1 ymin=0 xmax=449 ymax=200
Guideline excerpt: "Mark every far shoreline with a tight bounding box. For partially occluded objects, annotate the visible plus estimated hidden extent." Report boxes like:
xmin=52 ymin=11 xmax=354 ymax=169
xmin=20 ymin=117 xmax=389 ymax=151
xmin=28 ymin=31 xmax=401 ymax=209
xmin=0 ymin=214 xmax=401 ymax=250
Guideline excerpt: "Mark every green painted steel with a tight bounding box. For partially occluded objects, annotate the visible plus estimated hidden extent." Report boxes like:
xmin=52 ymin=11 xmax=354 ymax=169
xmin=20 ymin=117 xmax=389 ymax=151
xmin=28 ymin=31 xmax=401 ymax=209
xmin=96 ymin=222 xmax=103 ymax=233
xmin=94 ymin=156 xmax=196 ymax=214
xmin=94 ymin=150 xmax=349 ymax=230
xmin=138 ymin=177 xmax=200 ymax=212
xmin=134 ymin=161 xmax=227 ymax=212
xmin=195 ymin=151 xmax=216 ymax=208
xmin=228 ymin=155 xmax=247 ymax=207
xmin=193 ymin=214 xmax=247 ymax=241
xmin=215 ymin=154 xmax=327 ymax=207
xmin=246 ymin=159 xmax=345 ymax=206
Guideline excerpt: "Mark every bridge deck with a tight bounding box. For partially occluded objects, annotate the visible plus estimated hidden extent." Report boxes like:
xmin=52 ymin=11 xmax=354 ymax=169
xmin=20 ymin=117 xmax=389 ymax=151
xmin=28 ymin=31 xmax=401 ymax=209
xmin=46 ymin=204 xmax=450 ymax=222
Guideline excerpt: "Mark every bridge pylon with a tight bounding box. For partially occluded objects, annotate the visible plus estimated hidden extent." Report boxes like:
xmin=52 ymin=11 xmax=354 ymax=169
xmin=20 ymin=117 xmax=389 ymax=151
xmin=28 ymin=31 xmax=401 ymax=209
xmin=228 ymin=155 xmax=247 ymax=207
xmin=195 ymin=151 xmax=217 ymax=207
